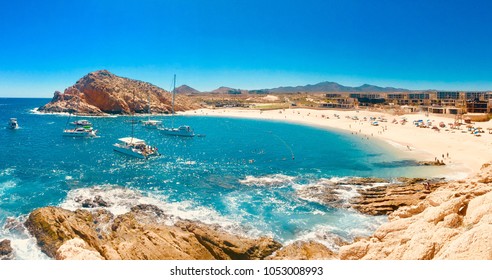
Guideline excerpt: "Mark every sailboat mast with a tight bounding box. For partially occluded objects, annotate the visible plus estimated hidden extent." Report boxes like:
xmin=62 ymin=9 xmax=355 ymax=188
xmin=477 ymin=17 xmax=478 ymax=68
xmin=172 ymin=74 xmax=176 ymax=128
xmin=131 ymin=91 xmax=135 ymax=142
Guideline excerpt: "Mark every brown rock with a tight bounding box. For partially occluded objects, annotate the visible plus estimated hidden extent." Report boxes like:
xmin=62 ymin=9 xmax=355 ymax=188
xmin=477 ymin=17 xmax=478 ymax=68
xmin=25 ymin=205 xmax=281 ymax=260
xmin=38 ymin=70 xmax=200 ymax=115
xmin=0 ymin=239 xmax=14 ymax=260
xmin=266 ymin=241 xmax=337 ymax=260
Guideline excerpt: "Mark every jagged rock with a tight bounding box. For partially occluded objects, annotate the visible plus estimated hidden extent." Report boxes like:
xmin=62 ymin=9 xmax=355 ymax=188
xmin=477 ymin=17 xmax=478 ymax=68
xmin=81 ymin=195 xmax=110 ymax=208
xmin=38 ymin=70 xmax=199 ymax=115
xmin=339 ymin=163 xmax=492 ymax=260
xmin=0 ymin=239 xmax=14 ymax=260
xmin=25 ymin=205 xmax=281 ymax=260
xmin=266 ymin=241 xmax=337 ymax=260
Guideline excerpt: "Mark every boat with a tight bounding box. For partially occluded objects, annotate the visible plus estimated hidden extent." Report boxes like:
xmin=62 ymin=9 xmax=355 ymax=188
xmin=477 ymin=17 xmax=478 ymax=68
xmin=159 ymin=74 xmax=195 ymax=137
xmin=63 ymin=126 xmax=98 ymax=138
xmin=8 ymin=118 xmax=19 ymax=129
xmin=141 ymin=91 xmax=162 ymax=128
xmin=113 ymin=92 xmax=160 ymax=159
xmin=113 ymin=137 xmax=159 ymax=159
xmin=63 ymin=95 xmax=98 ymax=138
xmin=71 ymin=119 xmax=92 ymax=126
xmin=141 ymin=119 xmax=162 ymax=128
xmin=159 ymin=125 xmax=195 ymax=137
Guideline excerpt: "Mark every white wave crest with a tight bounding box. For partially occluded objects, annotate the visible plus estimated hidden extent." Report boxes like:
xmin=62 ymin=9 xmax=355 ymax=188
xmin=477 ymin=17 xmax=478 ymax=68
xmin=239 ymin=174 xmax=296 ymax=187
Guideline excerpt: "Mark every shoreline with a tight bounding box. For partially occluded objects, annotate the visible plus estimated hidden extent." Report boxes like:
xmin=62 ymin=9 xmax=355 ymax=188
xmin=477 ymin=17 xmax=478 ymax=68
xmin=183 ymin=108 xmax=492 ymax=179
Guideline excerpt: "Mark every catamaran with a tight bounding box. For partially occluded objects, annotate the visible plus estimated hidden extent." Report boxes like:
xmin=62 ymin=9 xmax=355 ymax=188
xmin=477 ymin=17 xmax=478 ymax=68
xmin=158 ymin=75 xmax=195 ymax=137
xmin=8 ymin=118 xmax=19 ymax=129
xmin=113 ymin=137 xmax=159 ymax=159
xmin=113 ymin=92 xmax=160 ymax=159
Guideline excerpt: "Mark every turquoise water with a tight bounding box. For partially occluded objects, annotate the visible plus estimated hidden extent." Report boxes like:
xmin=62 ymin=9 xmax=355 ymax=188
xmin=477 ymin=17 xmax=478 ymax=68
xmin=0 ymin=98 xmax=438 ymax=259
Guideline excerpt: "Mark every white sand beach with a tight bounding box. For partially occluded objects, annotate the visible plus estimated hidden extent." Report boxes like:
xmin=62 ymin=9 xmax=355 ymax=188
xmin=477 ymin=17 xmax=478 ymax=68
xmin=184 ymin=108 xmax=492 ymax=179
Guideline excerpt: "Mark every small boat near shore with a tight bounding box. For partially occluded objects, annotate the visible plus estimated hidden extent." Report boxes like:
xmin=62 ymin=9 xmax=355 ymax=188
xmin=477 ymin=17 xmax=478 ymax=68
xmin=113 ymin=137 xmax=160 ymax=159
xmin=8 ymin=118 xmax=19 ymax=129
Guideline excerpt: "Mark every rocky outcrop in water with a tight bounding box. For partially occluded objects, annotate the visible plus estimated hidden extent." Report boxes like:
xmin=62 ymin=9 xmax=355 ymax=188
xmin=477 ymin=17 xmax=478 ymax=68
xmin=0 ymin=239 xmax=14 ymax=260
xmin=339 ymin=164 xmax=492 ymax=260
xmin=24 ymin=205 xmax=281 ymax=260
xmin=296 ymin=177 xmax=445 ymax=215
xmin=38 ymin=70 xmax=199 ymax=115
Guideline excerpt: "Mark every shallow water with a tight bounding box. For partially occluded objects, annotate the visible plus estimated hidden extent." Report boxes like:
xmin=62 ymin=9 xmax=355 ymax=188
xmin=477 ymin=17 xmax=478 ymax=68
xmin=0 ymin=98 xmax=442 ymax=259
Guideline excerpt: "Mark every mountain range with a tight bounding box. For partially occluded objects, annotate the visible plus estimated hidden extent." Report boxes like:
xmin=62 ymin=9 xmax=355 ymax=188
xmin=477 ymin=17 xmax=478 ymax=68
xmin=176 ymin=81 xmax=411 ymax=94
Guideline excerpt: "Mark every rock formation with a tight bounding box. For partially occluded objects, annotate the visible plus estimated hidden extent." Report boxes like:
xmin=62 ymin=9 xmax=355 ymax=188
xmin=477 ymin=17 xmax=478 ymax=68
xmin=38 ymin=70 xmax=199 ymax=115
xmin=0 ymin=239 xmax=14 ymax=260
xmin=24 ymin=205 xmax=281 ymax=260
xmin=339 ymin=164 xmax=492 ymax=260
xmin=266 ymin=241 xmax=338 ymax=260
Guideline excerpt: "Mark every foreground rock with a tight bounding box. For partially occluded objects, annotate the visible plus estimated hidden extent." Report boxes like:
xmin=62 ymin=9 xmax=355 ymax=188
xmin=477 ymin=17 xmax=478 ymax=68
xmin=0 ymin=239 xmax=14 ymax=260
xmin=339 ymin=164 xmax=492 ymax=260
xmin=25 ymin=205 xmax=281 ymax=260
xmin=266 ymin=241 xmax=337 ymax=260
xmin=38 ymin=70 xmax=199 ymax=115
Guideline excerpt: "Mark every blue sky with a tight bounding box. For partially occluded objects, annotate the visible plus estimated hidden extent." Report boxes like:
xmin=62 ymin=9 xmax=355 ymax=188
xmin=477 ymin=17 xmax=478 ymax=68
xmin=1 ymin=0 xmax=492 ymax=97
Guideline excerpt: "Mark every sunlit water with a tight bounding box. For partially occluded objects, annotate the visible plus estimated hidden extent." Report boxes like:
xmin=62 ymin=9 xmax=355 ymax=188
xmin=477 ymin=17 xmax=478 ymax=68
xmin=0 ymin=98 xmax=444 ymax=259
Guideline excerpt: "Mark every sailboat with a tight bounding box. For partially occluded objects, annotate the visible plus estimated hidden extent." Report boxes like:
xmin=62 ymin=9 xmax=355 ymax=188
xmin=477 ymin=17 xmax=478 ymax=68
xmin=141 ymin=91 xmax=162 ymax=128
xmin=158 ymin=74 xmax=195 ymax=137
xmin=63 ymin=96 xmax=97 ymax=138
xmin=113 ymin=92 xmax=160 ymax=159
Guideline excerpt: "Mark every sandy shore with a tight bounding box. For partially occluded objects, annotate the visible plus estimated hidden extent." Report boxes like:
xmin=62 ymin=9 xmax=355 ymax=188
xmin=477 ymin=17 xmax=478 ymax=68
xmin=183 ymin=108 xmax=492 ymax=179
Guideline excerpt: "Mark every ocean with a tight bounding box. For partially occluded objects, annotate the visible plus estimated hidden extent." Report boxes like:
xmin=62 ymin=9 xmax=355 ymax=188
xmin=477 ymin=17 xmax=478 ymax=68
xmin=0 ymin=98 xmax=443 ymax=259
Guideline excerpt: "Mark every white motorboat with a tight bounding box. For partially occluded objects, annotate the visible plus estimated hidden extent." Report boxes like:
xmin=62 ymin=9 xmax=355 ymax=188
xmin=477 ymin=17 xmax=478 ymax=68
xmin=63 ymin=126 xmax=97 ymax=138
xmin=71 ymin=119 xmax=92 ymax=126
xmin=113 ymin=137 xmax=160 ymax=159
xmin=8 ymin=118 xmax=19 ymax=129
xmin=158 ymin=125 xmax=195 ymax=137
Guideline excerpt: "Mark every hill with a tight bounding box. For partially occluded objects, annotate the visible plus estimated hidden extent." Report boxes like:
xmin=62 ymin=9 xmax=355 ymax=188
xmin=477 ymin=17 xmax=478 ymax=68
xmin=38 ymin=70 xmax=199 ymax=115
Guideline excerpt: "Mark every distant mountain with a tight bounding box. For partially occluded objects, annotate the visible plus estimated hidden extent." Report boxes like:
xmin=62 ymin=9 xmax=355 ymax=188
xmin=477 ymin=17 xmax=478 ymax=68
xmin=265 ymin=81 xmax=410 ymax=93
xmin=211 ymin=87 xmax=245 ymax=94
xmin=175 ymin=85 xmax=200 ymax=94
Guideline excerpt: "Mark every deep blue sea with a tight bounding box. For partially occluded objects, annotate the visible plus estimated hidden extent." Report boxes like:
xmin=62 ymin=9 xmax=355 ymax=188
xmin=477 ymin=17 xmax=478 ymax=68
xmin=0 ymin=98 xmax=441 ymax=259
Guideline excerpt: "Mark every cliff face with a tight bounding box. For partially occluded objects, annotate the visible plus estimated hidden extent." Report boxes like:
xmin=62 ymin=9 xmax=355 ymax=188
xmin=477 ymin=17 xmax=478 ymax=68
xmin=24 ymin=205 xmax=281 ymax=260
xmin=38 ymin=70 xmax=199 ymax=115
xmin=339 ymin=164 xmax=492 ymax=260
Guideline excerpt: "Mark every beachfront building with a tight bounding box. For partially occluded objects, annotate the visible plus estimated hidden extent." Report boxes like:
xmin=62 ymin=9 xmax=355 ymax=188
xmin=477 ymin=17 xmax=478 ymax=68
xmin=323 ymin=93 xmax=355 ymax=109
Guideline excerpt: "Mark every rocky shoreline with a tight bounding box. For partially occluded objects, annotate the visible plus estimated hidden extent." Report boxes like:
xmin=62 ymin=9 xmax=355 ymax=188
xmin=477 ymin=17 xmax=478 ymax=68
xmin=3 ymin=164 xmax=491 ymax=260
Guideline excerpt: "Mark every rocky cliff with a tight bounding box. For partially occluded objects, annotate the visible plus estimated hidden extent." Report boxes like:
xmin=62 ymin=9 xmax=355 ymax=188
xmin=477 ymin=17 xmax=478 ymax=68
xmin=24 ymin=205 xmax=281 ymax=260
xmin=339 ymin=164 xmax=492 ymax=260
xmin=38 ymin=70 xmax=199 ymax=115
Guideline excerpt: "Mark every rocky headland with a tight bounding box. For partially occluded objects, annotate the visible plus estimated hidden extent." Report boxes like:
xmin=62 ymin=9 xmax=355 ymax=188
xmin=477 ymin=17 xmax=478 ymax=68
xmin=13 ymin=164 xmax=492 ymax=260
xmin=38 ymin=70 xmax=199 ymax=115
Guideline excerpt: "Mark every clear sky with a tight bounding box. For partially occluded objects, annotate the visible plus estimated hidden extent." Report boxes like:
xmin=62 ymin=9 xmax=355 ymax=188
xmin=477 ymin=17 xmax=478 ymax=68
xmin=1 ymin=0 xmax=492 ymax=97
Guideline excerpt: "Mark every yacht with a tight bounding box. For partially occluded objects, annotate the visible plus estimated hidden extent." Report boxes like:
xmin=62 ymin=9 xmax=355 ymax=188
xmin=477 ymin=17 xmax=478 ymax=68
xmin=141 ymin=91 xmax=162 ymax=128
xmin=113 ymin=137 xmax=160 ymax=159
xmin=159 ymin=74 xmax=196 ymax=137
xmin=71 ymin=119 xmax=92 ymax=126
xmin=63 ymin=126 xmax=97 ymax=138
xmin=8 ymin=118 xmax=19 ymax=129
xmin=141 ymin=119 xmax=162 ymax=128
xmin=159 ymin=125 xmax=195 ymax=137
